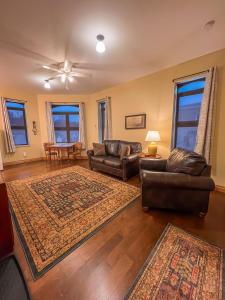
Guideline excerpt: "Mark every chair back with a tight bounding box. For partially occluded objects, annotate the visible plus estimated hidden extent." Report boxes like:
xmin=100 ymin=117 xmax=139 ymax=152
xmin=75 ymin=142 xmax=82 ymax=150
xmin=43 ymin=142 xmax=53 ymax=151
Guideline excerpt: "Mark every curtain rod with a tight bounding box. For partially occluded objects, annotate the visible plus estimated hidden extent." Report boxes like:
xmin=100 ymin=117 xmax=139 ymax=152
xmin=96 ymin=97 xmax=111 ymax=103
xmin=3 ymin=97 xmax=27 ymax=103
xmin=49 ymin=101 xmax=84 ymax=105
xmin=173 ymin=69 xmax=210 ymax=82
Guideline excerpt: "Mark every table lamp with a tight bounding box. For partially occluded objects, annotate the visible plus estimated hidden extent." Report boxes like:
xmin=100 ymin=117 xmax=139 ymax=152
xmin=145 ymin=131 xmax=161 ymax=156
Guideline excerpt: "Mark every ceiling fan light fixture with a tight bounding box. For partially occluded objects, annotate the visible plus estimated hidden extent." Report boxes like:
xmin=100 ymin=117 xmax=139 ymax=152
xmin=96 ymin=34 xmax=106 ymax=53
xmin=68 ymin=76 xmax=74 ymax=83
xmin=42 ymin=60 xmax=89 ymax=90
xmin=44 ymin=80 xmax=51 ymax=89
xmin=61 ymin=73 xmax=66 ymax=82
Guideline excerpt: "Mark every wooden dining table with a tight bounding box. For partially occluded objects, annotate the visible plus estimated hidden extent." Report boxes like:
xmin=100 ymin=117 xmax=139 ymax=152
xmin=48 ymin=143 xmax=75 ymax=160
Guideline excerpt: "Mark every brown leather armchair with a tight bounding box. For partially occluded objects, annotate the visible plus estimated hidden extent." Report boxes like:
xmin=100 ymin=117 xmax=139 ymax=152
xmin=87 ymin=140 xmax=142 ymax=181
xmin=140 ymin=148 xmax=215 ymax=216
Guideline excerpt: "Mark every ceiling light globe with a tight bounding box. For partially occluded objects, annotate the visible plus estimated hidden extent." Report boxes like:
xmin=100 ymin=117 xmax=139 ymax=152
xmin=44 ymin=81 xmax=51 ymax=89
xmin=68 ymin=76 xmax=74 ymax=83
xmin=61 ymin=74 xmax=66 ymax=82
xmin=96 ymin=41 xmax=106 ymax=53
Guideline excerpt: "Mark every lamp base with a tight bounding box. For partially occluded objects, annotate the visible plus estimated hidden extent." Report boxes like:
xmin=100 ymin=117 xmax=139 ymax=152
xmin=148 ymin=143 xmax=157 ymax=156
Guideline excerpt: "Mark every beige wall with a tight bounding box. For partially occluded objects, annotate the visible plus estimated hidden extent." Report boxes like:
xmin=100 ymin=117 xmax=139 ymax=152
xmin=86 ymin=49 xmax=225 ymax=186
xmin=0 ymin=92 xmax=42 ymax=164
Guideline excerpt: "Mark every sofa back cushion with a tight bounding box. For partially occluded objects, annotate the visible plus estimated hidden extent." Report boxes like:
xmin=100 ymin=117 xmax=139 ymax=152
xmin=93 ymin=143 xmax=106 ymax=156
xmin=104 ymin=140 xmax=120 ymax=156
xmin=119 ymin=144 xmax=131 ymax=160
xmin=119 ymin=141 xmax=142 ymax=154
xmin=166 ymin=148 xmax=207 ymax=176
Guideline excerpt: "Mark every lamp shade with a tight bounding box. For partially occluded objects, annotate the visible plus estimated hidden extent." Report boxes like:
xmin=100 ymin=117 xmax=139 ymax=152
xmin=145 ymin=131 xmax=161 ymax=142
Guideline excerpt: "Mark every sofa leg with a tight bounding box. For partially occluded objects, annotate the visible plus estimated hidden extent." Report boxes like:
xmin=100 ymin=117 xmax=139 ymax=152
xmin=142 ymin=206 xmax=149 ymax=212
xmin=199 ymin=212 xmax=206 ymax=218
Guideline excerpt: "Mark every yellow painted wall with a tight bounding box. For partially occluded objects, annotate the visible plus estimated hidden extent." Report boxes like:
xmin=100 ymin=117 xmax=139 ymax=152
xmin=0 ymin=92 xmax=42 ymax=163
xmin=86 ymin=49 xmax=225 ymax=186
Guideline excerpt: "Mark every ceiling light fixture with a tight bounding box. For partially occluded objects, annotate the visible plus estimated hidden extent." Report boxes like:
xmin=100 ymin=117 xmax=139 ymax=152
xmin=44 ymin=80 xmax=51 ymax=89
xmin=96 ymin=34 xmax=106 ymax=53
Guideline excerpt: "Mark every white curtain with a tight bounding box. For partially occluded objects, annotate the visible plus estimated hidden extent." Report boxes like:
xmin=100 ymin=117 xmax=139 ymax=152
xmin=1 ymin=98 xmax=16 ymax=153
xmin=0 ymin=148 xmax=3 ymax=170
xmin=46 ymin=102 xmax=55 ymax=143
xmin=195 ymin=67 xmax=217 ymax=163
xmin=78 ymin=102 xmax=87 ymax=149
xmin=104 ymin=97 xmax=112 ymax=140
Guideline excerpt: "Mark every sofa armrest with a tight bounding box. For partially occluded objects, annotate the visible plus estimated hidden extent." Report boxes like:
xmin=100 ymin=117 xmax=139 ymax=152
xmin=87 ymin=149 xmax=94 ymax=157
xmin=122 ymin=153 xmax=139 ymax=163
xmin=141 ymin=170 xmax=215 ymax=191
xmin=139 ymin=158 xmax=167 ymax=172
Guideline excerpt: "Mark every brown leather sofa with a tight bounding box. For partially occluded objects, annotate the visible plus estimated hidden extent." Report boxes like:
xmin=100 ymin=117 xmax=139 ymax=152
xmin=87 ymin=140 xmax=142 ymax=181
xmin=140 ymin=148 xmax=215 ymax=215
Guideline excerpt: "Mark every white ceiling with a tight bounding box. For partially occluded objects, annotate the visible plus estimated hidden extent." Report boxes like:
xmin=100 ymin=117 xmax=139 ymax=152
xmin=0 ymin=0 xmax=225 ymax=95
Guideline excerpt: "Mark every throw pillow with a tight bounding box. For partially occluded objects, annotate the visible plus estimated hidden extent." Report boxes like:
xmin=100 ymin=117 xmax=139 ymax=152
xmin=93 ymin=143 xmax=106 ymax=156
xmin=166 ymin=148 xmax=207 ymax=176
xmin=120 ymin=144 xmax=131 ymax=160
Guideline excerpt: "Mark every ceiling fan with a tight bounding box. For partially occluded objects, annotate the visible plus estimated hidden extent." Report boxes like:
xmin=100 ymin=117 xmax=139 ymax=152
xmin=42 ymin=60 xmax=90 ymax=89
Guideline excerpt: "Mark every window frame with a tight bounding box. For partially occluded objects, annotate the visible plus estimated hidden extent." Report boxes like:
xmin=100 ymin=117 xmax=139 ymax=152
xmin=172 ymin=77 xmax=205 ymax=150
xmin=98 ymin=101 xmax=106 ymax=143
xmin=52 ymin=104 xmax=79 ymax=143
xmin=6 ymin=100 xmax=29 ymax=146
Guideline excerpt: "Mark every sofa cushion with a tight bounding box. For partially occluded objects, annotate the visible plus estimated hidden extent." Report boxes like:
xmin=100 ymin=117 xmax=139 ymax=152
xmin=91 ymin=156 xmax=107 ymax=163
xmin=119 ymin=141 xmax=142 ymax=154
xmin=119 ymin=144 xmax=131 ymax=159
xmin=93 ymin=143 xmax=106 ymax=156
xmin=104 ymin=140 xmax=120 ymax=157
xmin=166 ymin=148 xmax=207 ymax=176
xmin=103 ymin=157 xmax=122 ymax=168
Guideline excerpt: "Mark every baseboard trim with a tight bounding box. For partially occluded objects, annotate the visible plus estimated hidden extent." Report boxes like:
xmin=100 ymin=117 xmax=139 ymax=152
xmin=3 ymin=157 xmax=44 ymax=167
xmin=215 ymin=185 xmax=225 ymax=193
xmin=4 ymin=156 xmax=88 ymax=167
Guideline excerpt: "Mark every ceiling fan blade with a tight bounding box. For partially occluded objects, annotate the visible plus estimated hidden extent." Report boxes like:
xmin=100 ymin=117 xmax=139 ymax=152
xmin=46 ymin=75 xmax=60 ymax=81
xmin=42 ymin=65 xmax=62 ymax=73
xmin=64 ymin=60 xmax=68 ymax=71
xmin=70 ymin=72 xmax=91 ymax=78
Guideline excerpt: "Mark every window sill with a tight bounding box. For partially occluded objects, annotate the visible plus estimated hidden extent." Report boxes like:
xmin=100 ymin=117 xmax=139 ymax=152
xmin=15 ymin=144 xmax=30 ymax=148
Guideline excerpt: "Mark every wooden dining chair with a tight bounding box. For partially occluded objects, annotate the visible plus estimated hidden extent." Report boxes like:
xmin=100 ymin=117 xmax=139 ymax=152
xmin=68 ymin=142 xmax=82 ymax=160
xmin=43 ymin=143 xmax=58 ymax=160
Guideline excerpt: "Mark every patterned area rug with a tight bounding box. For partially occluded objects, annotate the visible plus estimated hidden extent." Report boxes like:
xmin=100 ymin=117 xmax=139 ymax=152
xmin=125 ymin=224 xmax=224 ymax=300
xmin=7 ymin=166 xmax=140 ymax=279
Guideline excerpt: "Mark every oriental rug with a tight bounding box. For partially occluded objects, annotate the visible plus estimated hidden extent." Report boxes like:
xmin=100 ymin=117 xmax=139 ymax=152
xmin=125 ymin=224 xmax=224 ymax=300
xmin=7 ymin=166 xmax=140 ymax=279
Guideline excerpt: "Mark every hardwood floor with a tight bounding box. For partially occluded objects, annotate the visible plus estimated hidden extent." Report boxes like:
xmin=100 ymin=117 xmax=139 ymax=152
xmin=1 ymin=160 xmax=225 ymax=300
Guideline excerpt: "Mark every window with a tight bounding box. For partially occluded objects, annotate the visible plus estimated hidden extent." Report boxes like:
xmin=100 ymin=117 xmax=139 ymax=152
xmin=52 ymin=105 xmax=79 ymax=143
xmin=98 ymin=101 xmax=105 ymax=143
xmin=6 ymin=101 xmax=28 ymax=146
xmin=173 ymin=77 xmax=206 ymax=151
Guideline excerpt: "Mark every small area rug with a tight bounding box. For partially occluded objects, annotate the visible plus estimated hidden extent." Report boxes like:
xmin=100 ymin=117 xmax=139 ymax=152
xmin=7 ymin=166 xmax=140 ymax=279
xmin=125 ymin=224 xmax=224 ymax=300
